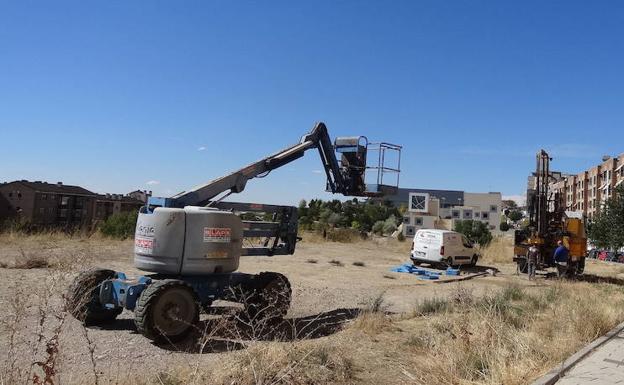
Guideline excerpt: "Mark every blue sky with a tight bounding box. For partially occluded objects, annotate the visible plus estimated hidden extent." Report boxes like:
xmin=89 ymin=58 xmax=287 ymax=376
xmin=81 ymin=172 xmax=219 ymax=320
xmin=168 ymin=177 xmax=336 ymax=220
xmin=1 ymin=1 xmax=623 ymax=205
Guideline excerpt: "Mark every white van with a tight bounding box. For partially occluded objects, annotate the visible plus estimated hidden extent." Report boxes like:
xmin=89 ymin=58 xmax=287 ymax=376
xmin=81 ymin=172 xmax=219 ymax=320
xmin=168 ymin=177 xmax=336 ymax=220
xmin=410 ymin=229 xmax=479 ymax=267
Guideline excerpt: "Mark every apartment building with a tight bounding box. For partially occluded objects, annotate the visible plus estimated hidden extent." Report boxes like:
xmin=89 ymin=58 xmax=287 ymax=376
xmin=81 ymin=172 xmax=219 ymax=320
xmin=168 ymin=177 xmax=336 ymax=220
xmin=546 ymin=154 xmax=624 ymax=221
xmin=0 ymin=180 xmax=143 ymax=228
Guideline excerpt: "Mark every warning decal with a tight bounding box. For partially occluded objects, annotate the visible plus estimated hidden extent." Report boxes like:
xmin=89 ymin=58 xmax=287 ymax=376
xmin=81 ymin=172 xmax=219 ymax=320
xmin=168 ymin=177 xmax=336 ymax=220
xmin=203 ymin=227 xmax=231 ymax=243
xmin=135 ymin=236 xmax=154 ymax=254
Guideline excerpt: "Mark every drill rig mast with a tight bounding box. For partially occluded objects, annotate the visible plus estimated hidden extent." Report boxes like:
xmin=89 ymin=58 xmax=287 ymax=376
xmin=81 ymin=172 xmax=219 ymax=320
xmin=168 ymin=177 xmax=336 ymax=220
xmin=513 ymin=150 xmax=587 ymax=275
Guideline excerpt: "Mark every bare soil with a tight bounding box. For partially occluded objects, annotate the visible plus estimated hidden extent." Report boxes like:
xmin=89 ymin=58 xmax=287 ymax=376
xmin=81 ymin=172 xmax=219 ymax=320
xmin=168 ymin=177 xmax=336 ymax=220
xmin=0 ymin=234 xmax=622 ymax=384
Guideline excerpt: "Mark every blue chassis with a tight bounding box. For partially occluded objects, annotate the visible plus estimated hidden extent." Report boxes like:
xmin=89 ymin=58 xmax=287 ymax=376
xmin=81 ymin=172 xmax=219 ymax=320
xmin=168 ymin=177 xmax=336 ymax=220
xmin=98 ymin=272 xmax=255 ymax=311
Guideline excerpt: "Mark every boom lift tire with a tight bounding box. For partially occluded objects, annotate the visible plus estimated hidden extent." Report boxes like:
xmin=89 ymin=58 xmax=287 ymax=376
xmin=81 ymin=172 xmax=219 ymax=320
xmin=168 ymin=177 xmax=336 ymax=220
xmin=242 ymin=272 xmax=291 ymax=323
xmin=134 ymin=279 xmax=199 ymax=343
xmin=66 ymin=269 xmax=123 ymax=325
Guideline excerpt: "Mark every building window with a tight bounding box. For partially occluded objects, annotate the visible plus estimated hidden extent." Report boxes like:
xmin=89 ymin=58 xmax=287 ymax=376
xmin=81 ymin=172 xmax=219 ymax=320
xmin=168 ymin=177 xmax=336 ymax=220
xmin=405 ymin=225 xmax=416 ymax=236
xmin=8 ymin=192 xmax=12 ymax=198
xmin=39 ymin=208 xmax=44 ymax=215
xmin=452 ymin=210 xmax=460 ymax=219
xmin=482 ymin=212 xmax=489 ymax=220
xmin=403 ymin=217 xmax=410 ymax=224
xmin=415 ymin=217 xmax=423 ymax=226
xmin=41 ymin=194 xmax=47 ymax=200
xmin=490 ymin=205 xmax=497 ymax=212
xmin=59 ymin=209 xmax=67 ymax=218
xmin=463 ymin=210 xmax=472 ymax=219
xmin=474 ymin=212 xmax=480 ymax=218
xmin=61 ymin=196 xmax=69 ymax=206
xmin=17 ymin=191 xmax=22 ymax=199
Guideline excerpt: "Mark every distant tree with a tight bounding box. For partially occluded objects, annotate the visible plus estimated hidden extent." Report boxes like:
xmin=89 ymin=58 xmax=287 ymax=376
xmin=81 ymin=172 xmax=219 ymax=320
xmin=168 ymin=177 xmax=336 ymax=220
xmin=327 ymin=212 xmax=344 ymax=227
xmin=499 ymin=222 xmax=511 ymax=232
xmin=502 ymin=199 xmax=518 ymax=209
xmin=319 ymin=208 xmax=333 ymax=224
xmin=100 ymin=211 xmax=138 ymax=239
xmin=507 ymin=210 xmax=524 ymax=222
xmin=454 ymin=220 xmax=493 ymax=247
xmin=589 ymin=185 xmax=624 ymax=251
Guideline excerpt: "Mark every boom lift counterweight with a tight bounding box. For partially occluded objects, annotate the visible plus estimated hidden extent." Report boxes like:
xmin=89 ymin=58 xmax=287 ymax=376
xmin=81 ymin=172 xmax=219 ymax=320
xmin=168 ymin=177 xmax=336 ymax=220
xmin=67 ymin=122 xmax=401 ymax=342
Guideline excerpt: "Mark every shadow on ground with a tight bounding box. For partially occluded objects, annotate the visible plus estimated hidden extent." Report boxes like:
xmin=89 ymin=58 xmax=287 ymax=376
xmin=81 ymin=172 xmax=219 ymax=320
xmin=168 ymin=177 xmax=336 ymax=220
xmin=575 ymin=274 xmax=624 ymax=286
xmin=91 ymin=307 xmax=362 ymax=353
xmin=413 ymin=262 xmax=500 ymax=275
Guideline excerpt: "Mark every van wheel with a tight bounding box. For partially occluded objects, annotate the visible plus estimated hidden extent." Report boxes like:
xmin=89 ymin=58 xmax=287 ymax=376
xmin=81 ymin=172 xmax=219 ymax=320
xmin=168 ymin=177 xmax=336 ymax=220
xmin=412 ymin=260 xmax=421 ymax=266
xmin=445 ymin=257 xmax=456 ymax=269
xmin=469 ymin=255 xmax=478 ymax=267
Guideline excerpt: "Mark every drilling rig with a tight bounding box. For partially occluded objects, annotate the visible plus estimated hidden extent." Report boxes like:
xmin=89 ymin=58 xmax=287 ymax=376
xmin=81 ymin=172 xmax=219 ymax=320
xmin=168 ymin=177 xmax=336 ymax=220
xmin=66 ymin=122 xmax=401 ymax=342
xmin=513 ymin=150 xmax=587 ymax=276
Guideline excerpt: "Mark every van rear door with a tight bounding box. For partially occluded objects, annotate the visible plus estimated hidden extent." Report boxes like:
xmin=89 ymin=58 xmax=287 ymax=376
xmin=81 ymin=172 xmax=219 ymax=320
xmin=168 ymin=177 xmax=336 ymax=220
xmin=414 ymin=231 xmax=442 ymax=261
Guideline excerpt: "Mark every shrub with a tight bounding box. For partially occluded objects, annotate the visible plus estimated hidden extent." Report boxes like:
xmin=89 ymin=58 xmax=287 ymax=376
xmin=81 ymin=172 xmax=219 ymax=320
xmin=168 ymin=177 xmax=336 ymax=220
xmin=99 ymin=211 xmax=138 ymax=239
xmin=382 ymin=215 xmax=397 ymax=234
xmin=416 ymin=297 xmax=450 ymax=316
xmin=499 ymin=222 xmax=511 ymax=232
xmin=397 ymin=232 xmax=406 ymax=242
xmin=372 ymin=221 xmax=385 ymax=235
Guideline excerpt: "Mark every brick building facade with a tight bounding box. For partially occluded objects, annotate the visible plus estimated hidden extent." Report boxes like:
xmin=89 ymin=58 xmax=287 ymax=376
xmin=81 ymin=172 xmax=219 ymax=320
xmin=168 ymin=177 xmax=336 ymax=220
xmin=0 ymin=180 xmax=144 ymax=229
xmin=546 ymin=154 xmax=624 ymax=221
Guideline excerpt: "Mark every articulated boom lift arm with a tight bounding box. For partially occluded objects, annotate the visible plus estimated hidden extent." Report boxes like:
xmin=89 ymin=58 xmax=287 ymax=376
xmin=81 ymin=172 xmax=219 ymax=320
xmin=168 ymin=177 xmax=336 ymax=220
xmin=145 ymin=122 xmax=400 ymax=257
xmin=149 ymin=122 xmax=378 ymax=209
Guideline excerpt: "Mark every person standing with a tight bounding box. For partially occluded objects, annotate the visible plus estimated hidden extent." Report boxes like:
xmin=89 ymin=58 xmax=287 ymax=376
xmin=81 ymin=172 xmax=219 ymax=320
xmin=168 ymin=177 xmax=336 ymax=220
xmin=553 ymin=240 xmax=569 ymax=278
xmin=526 ymin=245 xmax=539 ymax=280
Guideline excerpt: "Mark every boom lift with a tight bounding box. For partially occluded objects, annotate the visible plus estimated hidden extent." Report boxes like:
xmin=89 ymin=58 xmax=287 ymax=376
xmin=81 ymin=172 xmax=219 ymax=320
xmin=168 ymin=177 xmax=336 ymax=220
xmin=67 ymin=122 xmax=401 ymax=342
xmin=513 ymin=150 xmax=587 ymax=275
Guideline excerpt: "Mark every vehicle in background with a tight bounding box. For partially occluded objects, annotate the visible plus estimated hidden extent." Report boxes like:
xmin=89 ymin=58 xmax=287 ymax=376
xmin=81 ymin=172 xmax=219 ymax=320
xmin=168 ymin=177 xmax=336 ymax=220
xmin=410 ymin=229 xmax=479 ymax=268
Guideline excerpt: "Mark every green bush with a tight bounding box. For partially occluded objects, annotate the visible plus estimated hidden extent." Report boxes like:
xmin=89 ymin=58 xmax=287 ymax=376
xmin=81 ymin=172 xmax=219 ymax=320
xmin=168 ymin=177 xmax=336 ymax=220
xmin=298 ymin=199 xmax=401 ymax=233
xmin=454 ymin=220 xmax=493 ymax=246
xmin=372 ymin=221 xmax=385 ymax=235
xmin=397 ymin=232 xmax=406 ymax=242
xmin=100 ymin=211 xmax=138 ymax=239
xmin=382 ymin=215 xmax=397 ymax=235
xmin=499 ymin=222 xmax=511 ymax=232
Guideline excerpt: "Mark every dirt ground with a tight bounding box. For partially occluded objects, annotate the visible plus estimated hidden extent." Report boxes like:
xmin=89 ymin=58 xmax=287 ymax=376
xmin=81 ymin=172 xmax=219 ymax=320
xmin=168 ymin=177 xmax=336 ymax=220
xmin=0 ymin=234 xmax=622 ymax=384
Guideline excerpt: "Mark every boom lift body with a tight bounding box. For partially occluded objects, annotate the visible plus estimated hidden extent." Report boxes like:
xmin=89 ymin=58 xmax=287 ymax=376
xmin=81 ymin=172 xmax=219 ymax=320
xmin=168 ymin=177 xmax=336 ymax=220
xmin=67 ymin=122 xmax=401 ymax=342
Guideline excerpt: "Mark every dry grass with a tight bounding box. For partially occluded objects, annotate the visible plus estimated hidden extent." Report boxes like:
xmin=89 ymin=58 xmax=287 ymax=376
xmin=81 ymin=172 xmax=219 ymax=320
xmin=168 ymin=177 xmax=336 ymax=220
xmin=4 ymin=233 xmax=624 ymax=385
xmin=0 ymin=231 xmax=127 ymax=270
xmin=329 ymin=259 xmax=344 ymax=267
xmin=352 ymin=261 xmax=366 ymax=267
xmin=479 ymin=236 xmax=514 ymax=265
xmin=394 ymin=281 xmax=624 ymax=384
xmin=211 ymin=342 xmax=355 ymax=385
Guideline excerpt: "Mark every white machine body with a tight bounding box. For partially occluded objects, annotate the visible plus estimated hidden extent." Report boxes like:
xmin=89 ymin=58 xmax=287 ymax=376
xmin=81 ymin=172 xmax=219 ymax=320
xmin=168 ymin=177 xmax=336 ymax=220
xmin=134 ymin=206 xmax=243 ymax=275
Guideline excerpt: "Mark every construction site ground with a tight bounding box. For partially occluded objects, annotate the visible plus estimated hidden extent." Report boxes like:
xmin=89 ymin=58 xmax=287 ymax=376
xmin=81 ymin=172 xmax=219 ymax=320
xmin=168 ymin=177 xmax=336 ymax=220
xmin=1 ymin=234 xmax=623 ymax=384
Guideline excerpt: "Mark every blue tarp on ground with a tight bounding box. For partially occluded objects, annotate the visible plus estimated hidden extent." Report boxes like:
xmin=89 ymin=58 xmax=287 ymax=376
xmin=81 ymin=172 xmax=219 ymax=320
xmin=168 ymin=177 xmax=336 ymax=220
xmin=390 ymin=263 xmax=459 ymax=280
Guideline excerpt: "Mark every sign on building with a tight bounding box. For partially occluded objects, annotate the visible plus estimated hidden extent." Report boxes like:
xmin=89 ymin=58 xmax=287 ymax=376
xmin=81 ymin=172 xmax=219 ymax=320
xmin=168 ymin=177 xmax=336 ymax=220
xmin=409 ymin=192 xmax=429 ymax=213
